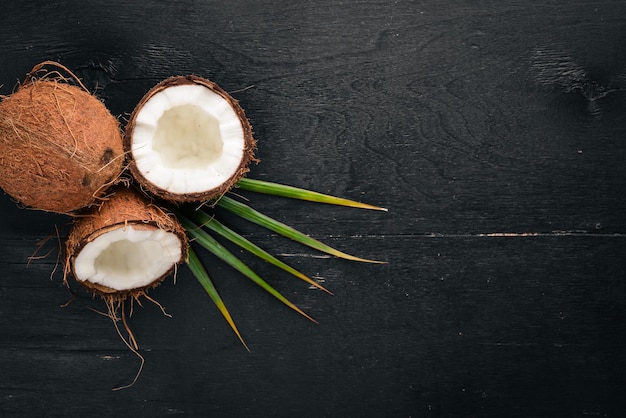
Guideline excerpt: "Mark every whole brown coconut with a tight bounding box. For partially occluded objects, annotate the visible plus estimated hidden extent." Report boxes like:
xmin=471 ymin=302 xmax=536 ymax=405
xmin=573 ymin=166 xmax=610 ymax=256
xmin=65 ymin=186 xmax=188 ymax=299
xmin=124 ymin=75 xmax=256 ymax=203
xmin=0 ymin=72 xmax=124 ymax=213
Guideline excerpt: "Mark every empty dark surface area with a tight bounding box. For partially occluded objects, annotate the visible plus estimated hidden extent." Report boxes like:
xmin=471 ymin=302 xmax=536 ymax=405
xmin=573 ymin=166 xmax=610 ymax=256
xmin=2 ymin=1 xmax=626 ymax=417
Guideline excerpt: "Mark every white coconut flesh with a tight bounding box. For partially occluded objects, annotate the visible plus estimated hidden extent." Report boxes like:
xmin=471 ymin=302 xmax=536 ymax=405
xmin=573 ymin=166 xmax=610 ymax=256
xmin=130 ymin=84 xmax=246 ymax=195
xmin=73 ymin=225 xmax=183 ymax=291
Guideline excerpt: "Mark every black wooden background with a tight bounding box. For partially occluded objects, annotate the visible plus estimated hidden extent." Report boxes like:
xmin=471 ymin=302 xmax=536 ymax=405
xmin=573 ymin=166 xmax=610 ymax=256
xmin=2 ymin=1 xmax=626 ymax=417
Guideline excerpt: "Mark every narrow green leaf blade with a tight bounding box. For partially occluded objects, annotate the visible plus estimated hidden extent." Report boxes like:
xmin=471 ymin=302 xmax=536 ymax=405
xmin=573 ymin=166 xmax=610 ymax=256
xmin=185 ymin=209 xmax=333 ymax=295
xmin=217 ymin=196 xmax=384 ymax=264
xmin=182 ymin=217 xmax=317 ymax=323
xmin=236 ymin=178 xmax=387 ymax=211
xmin=186 ymin=246 xmax=249 ymax=351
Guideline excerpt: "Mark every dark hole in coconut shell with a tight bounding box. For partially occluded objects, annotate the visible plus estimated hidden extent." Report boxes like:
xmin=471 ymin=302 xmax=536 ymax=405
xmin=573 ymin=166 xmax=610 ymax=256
xmin=101 ymin=148 xmax=114 ymax=164
xmin=81 ymin=175 xmax=93 ymax=187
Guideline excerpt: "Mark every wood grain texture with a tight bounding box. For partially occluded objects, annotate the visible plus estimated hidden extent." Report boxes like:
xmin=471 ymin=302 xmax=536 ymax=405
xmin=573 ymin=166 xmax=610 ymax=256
xmin=1 ymin=0 xmax=626 ymax=417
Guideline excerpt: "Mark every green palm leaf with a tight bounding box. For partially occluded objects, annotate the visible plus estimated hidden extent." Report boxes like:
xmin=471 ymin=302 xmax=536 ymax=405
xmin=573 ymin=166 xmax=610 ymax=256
xmin=184 ymin=208 xmax=333 ymax=295
xmin=186 ymin=246 xmax=249 ymax=351
xmin=236 ymin=178 xmax=387 ymax=211
xmin=216 ymin=195 xmax=384 ymax=264
xmin=181 ymin=217 xmax=317 ymax=324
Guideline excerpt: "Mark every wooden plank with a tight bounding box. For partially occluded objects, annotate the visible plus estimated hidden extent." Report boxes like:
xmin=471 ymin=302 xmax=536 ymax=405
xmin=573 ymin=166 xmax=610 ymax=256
xmin=2 ymin=234 xmax=626 ymax=416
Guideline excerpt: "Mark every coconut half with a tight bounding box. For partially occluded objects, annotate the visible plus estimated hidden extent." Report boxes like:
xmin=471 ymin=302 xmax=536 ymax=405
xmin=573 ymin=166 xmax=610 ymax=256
xmin=66 ymin=187 xmax=188 ymax=297
xmin=125 ymin=75 xmax=256 ymax=202
xmin=0 ymin=78 xmax=124 ymax=213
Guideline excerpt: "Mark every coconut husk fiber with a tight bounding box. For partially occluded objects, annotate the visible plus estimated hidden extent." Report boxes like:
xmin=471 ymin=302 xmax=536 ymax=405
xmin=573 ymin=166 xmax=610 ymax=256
xmin=0 ymin=78 xmax=125 ymax=213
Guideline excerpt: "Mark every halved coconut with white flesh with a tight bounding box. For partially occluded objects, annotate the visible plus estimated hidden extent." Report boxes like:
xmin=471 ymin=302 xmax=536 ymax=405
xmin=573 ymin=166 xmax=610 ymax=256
xmin=66 ymin=187 xmax=188 ymax=298
xmin=124 ymin=75 xmax=256 ymax=202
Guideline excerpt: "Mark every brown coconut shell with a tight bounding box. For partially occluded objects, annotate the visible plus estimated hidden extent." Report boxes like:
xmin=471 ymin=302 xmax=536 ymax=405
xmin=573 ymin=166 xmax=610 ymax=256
xmin=65 ymin=186 xmax=188 ymax=298
xmin=124 ymin=75 xmax=257 ymax=203
xmin=0 ymin=79 xmax=125 ymax=214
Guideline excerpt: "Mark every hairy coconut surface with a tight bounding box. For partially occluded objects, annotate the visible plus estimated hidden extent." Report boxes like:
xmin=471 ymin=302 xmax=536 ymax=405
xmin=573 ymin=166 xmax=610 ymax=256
xmin=125 ymin=75 xmax=256 ymax=202
xmin=66 ymin=187 xmax=188 ymax=297
xmin=0 ymin=80 xmax=124 ymax=213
